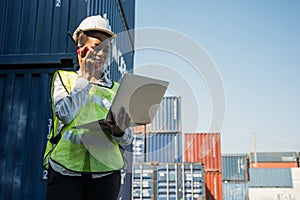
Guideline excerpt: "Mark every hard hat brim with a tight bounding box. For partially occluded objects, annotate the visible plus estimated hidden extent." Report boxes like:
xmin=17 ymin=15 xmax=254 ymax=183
xmin=82 ymin=28 xmax=116 ymax=39
xmin=72 ymin=28 xmax=116 ymax=45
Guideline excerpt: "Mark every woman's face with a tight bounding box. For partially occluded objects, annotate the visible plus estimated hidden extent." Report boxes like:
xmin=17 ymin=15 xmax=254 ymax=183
xmin=78 ymin=32 xmax=110 ymax=73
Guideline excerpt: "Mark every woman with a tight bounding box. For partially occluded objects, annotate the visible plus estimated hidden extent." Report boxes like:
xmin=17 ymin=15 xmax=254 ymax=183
xmin=44 ymin=15 xmax=133 ymax=200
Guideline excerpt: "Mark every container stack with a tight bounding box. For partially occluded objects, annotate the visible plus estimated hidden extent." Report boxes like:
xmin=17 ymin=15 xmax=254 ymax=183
xmin=184 ymin=133 xmax=223 ymax=200
xmin=221 ymin=154 xmax=249 ymax=200
xmin=247 ymin=152 xmax=298 ymax=199
xmin=132 ymin=162 xmax=206 ymax=200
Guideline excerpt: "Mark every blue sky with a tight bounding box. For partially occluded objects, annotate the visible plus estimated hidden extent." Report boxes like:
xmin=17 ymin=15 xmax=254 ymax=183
xmin=134 ymin=1 xmax=300 ymax=153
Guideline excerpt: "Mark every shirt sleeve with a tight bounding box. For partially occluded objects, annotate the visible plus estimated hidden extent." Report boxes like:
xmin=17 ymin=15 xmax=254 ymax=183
xmin=53 ymin=75 xmax=92 ymax=124
xmin=111 ymin=127 xmax=134 ymax=146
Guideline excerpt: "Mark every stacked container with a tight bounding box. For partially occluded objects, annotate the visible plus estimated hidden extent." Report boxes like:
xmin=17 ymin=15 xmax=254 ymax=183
xmin=221 ymin=154 xmax=249 ymax=200
xmin=133 ymin=96 xmax=183 ymax=164
xmin=132 ymin=162 xmax=205 ymax=200
xmin=133 ymin=132 xmax=183 ymax=163
xmin=249 ymin=152 xmax=298 ymax=168
xmin=248 ymin=168 xmax=294 ymax=199
xmin=184 ymin=133 xmax=222 ymax=200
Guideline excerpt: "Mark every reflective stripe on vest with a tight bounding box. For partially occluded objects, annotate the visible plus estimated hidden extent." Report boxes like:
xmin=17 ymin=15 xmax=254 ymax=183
xmin=43 ymin=70 xmax=123 ymax=173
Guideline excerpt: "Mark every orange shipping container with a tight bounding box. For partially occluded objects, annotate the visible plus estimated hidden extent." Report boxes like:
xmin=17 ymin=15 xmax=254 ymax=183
xmin=205 ymin=171 xmax=223 ymax=200
xmin=184 ymin=133 xmax=222 ymax=171
xmin=250 ymin=162 xmax=298 ymax=168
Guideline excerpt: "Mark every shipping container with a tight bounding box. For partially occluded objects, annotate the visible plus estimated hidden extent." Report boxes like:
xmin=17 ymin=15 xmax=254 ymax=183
xmin=146 ymin=96 xmax=182 ymax=133
xmin=133 ymin=132 xmax=183 ymax=163
xmin=0 ymin=69 xmax=54 ymax=200
xmin=291 ymin=168 xmax=300 ymax=200
xmin=184 ymin=133 xmax=222 ymax=171
xmin=249 ymin=168 xmax=293 ymax=188
xmin=222 ymin=182 xmax=249 ymax=200
xmin=222 ymin=154 xmax=248 ymax=182
xmin=0 ymin=0 xmax=134 ymax=73
xmin=132 ymin=162 xmax=206 ymax=200
xmin=205 ymin=171 xmax=223 ymax=200
xmin=249 ymin=152 xmax=297 ymax=162
xmin=249 ymin=152 xmax=298 ymax=168
xmin=0 ymin=0 xmax=135 ymax=199
xmin=132 ymin=163 xmax=155 ymax=200
xmin=248 ymin=188 xmax=294 ymax=200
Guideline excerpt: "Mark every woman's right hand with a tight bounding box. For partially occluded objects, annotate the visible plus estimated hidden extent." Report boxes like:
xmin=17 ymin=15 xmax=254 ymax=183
xmin=80 ymin=46 xmax=95 ymax=81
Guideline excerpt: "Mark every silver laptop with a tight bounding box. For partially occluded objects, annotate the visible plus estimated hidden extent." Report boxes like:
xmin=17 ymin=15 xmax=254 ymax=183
xmin=77 ymin=73 xmax=169 ymax=129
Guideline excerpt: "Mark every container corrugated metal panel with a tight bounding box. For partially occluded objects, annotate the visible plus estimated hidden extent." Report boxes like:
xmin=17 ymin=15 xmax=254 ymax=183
xmin=0 ymin=0 xmax=86 ymax=64
xmin=250 ymin=162 xmax=298 ymax=168
xmin=146 ymin=96 xmax=182 ymax=133
xmin=0 ymin=0 xmax=135 ymax=74
xmin=184 ymin=133 xmax=222 ymax=171
xmin=132 ymin=162 xmax=206 ymax=200
xmin=249 ymin=168 xmax=293 ymax=188
xmin=248 ymin=188 xmax=295 ymax=200
xmin=205 ymin=171 xmax=223 ymax=200
xmin=249 ymin=152 xmax=298 ymax=163
xmin=222 ymin=154 xmax=248 ymax=181
xmin=222 ymin=182 xmax=249 ymax=200
xmin=133 ymin=133 xmax=183 ymax=163
xmin=118 ymin=0 xmax=135 ymax=30
xmin=0 ymin=69 xmax=54 ymax=200
xmin=147 ymin=133 xmax=183 ymax=163
xmin=132 ymin=163 xmax=155 ymax=200
xmin=181 ymin=163 xmax=206 ymax=200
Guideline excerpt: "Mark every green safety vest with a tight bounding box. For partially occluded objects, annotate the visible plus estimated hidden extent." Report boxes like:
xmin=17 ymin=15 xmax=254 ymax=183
xmin=43 ymin=70 xmax=124 ymax=173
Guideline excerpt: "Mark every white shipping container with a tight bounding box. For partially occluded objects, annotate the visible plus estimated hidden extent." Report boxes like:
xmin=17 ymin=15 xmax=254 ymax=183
xmin=292 ymin=168 xmax=300 ymax=200
xmin=248 ymin=188 xmax=294 ymax=200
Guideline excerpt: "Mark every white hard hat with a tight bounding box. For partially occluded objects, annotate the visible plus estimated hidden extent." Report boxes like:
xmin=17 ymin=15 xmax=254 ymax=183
xmin=73 ymin=15 xmax=116 ymax=44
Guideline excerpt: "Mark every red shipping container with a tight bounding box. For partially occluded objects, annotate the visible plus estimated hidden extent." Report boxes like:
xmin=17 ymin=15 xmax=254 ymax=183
xmin=184 ymin=133 xmax=222 ymax=171
xmin=205 ymin=171 xmax=223 ymax=200
xmin=250 ymin=162 xmax=298 ymax=168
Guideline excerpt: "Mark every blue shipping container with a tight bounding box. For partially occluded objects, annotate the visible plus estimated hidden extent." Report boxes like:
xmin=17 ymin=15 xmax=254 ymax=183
xmin=147 ymin=96 xmax=182 ymax=133
xmin=249 ymin=168 xmax=293 ymax=188
xmin=222 ymin=182 xmax=249 ymax=200
xmin=0 ymin=0 xmax=135 ymax=70
xmin=133 ymin=132 xmax=183 ymax=163
xmin=249 ymin=152 xmax=297 ymax=163
xmin=222 ymin=154 xmax=248 ymax=181
xmin=0 ymin=70 xmax=53 ymax=200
